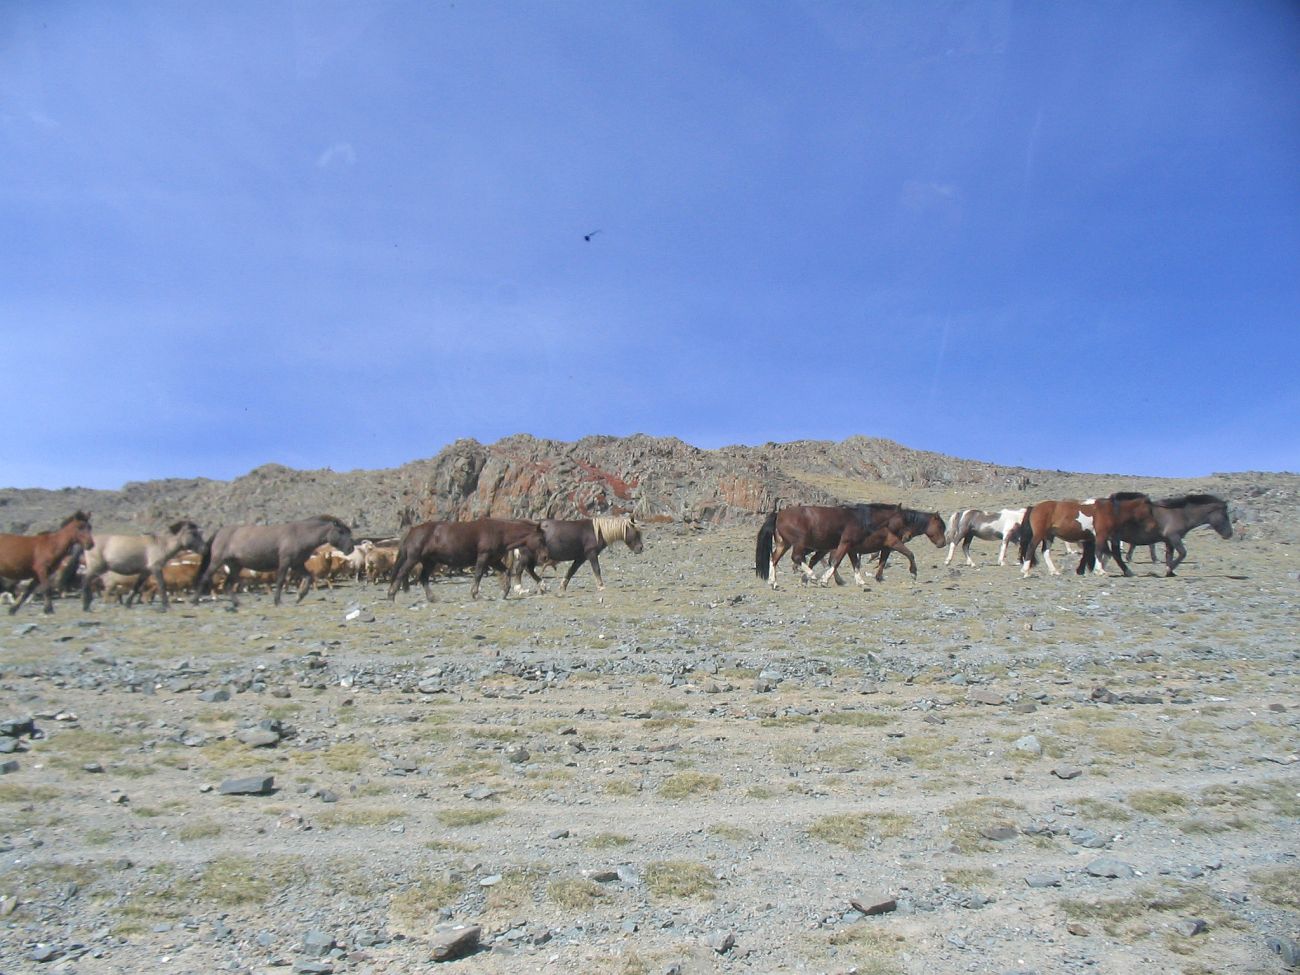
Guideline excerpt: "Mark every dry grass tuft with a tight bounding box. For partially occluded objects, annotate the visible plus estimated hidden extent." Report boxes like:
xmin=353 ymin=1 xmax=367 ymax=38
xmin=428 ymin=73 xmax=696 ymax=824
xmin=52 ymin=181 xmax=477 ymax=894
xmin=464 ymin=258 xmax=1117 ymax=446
xmin=644 ymin=860 xmax=717 ymax=900
xmin=808 ymin=812 xmax=912 ymax=850
xmin=658 ymin=771 xmax=721 ymax=799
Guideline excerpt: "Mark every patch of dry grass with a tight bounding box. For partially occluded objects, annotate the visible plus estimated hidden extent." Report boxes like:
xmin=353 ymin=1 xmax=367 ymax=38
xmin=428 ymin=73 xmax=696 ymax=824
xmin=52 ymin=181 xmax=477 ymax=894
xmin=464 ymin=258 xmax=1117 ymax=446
xmin=808 ymin=812 xmax=912 ymax=850
xmin=548 ymin=877 xmax=609 ymax=909
xmin=644 ymin=860 xmax=716 ymax=901
xmin=437 ymin=806 xmax=504 ymax=828
xmin=657 ymin=771 xmax=720 ymax=799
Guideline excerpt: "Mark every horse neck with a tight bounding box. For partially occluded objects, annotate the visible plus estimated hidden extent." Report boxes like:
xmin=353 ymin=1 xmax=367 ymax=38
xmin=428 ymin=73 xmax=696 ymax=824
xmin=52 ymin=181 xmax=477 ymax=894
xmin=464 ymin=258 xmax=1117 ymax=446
xmin=50 ymin=522 xmax=84 ymax=558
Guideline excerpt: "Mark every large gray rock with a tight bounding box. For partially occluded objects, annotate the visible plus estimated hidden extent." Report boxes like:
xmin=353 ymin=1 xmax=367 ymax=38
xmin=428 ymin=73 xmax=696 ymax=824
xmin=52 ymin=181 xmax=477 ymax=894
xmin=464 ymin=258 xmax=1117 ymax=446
xmin=219 ymin=774 xmax=274 ymax=795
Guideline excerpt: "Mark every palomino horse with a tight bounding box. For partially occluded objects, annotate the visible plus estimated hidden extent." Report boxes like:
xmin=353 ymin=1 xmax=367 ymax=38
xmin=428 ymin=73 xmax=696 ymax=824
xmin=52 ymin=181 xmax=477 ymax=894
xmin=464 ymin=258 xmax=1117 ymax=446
xmin=386 ymin=518 xmax=550 ymax=602
xmin=755 ymin=504 xmax=944 ymax=589
xmin=1109 ymin=493 xmax=1232 ymax=576
xmin=81 ymin=520 xmax=204 ymax=611
xmin=1019 ymin=494 xmax=1158 ymax=578
xmin=944 ymin=508 xmax=1027 ymax=567
xmin=0 ymin=512 xmax=95 ymax=615
xmin=509 ymin=515 xmax=643 ymax=593
xmin=192 ymin=515 xmax=354 ymax=607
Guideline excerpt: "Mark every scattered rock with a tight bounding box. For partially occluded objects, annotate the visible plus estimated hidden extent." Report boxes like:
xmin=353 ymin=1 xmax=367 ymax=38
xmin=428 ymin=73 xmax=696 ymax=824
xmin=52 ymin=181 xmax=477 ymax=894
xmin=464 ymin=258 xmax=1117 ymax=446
xmin=1051 ymin=766 xmax=1082 ymax=780
xmin=968 ymin=688 xmax=1005 ymax=706
xmin=1085 ymin=858 xmax=1136 ymax=879
xmin=219 ymin=774 xmax=275 ymax=796
xmin=1013 ymin=735 xmax=1042 ymax=756
xmin=431 ymin=924 xmax=481 ymax=961
xmin=705 ymin=930 xmax=736 ymax=953
xmin=980 ymin=825 xmax=1019 ymax=841
xmin=1174 ymin=918 xmax=1208 ymax=937
xmin=1025 ymin=873 xmax=1063 ymax=888
xmin=849 ymin=893 xmax=897 ymax=916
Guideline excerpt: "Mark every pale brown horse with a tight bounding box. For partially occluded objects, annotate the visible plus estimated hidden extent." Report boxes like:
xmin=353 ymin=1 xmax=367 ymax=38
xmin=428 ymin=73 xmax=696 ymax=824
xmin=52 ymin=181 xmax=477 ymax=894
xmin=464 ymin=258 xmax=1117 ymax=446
xmin=1018 ymin=494 xmax=1158 ymax=578
xmin=81 ymin=520 xmax=204 ymax=611
xmin=0 ymin=512 xmax=95 ymax=614
xmin=192 ymin=515 xmax=354 ymax=607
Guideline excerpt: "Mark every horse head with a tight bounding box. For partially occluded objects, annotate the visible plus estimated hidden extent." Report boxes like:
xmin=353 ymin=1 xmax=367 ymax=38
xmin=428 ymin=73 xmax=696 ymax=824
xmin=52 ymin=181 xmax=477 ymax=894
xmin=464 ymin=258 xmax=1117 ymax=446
xmin=67 ymin=511 xmax=94 ymax=551
xmin=1208 ymin=500 xmax=1234 ymax=539
xmin=321 ymin=517 xmax=355 ymax=555
xmin=924 ymin=512 xmax=947 ymax=548
xmin=171 ymin=520 xmax=205 ymax=553
xmin=624 ymin=519 xmax=645 ymax=554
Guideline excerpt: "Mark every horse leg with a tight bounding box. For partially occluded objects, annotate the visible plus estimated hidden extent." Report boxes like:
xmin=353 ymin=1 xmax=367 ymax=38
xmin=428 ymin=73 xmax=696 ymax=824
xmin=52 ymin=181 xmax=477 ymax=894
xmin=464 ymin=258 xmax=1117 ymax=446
xmin=1076 ymin=539 xmax=1095 ymax=575
xmin=223 ymin=564 xmax=241 ymax=609
xmin=419 ymin=561 xmax=436 ymax=601
xmin=944 ymin=540 xmax=956 ymax=566
xmin=793 ymin=545 xmax=816 ymax=584
xmin=1042 ymin=537 xmax=1060 ymax=576
xmin=820 ymin=544 xmax=848 ymax=585
xmin=470 ymin=555 xmax=490 ymax=598
xmin=891 ymin=539 xmax=918 ymax=578
xmin=81 ymin=572 xmax=98 ymax=611
xmin=588 ymin=553 xmax=605 ymax=591
xmin=1167 ymin=539 xmax=1186 ymax=576
xmin=294 ymin=566 xmax=314 ymax=604
xmin=148 ymin=567 xmax=169 ymax=610
xmin=874 ymin=549 xmax=893 ymax=583
xmin=848 ymin=552 xmax=866 ymax=586
xmin=963 ymin=535 xmax=976 ymax=567
xmin=9 ymin=578 xmax=39 ymax=614
xmin=560 ymin=557 xmax=585 ymax=592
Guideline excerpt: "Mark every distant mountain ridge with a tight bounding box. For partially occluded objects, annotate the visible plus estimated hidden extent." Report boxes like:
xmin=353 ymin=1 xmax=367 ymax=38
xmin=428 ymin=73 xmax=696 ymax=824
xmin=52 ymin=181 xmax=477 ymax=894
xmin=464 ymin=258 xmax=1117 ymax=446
xmin=0 ymin=433 xmax=1281 ymax=536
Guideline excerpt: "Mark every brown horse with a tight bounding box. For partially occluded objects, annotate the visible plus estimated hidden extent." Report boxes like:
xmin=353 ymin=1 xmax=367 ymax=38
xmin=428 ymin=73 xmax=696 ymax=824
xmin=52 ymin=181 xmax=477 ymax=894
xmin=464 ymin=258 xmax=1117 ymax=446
xmin=1019 ymin=493 xmax=1158 ymax=578
xmin=192 ymin=515 xmax=354 ymax=607
xmin=509 ymin=515 xmax=644 ymax=593
xmin=0 ymin=512 xmax=95 ymax=614
xmin=1111 ymin=493 xmax=1233 ymax=576
xmin=755 ymin=503 xmax=944 ymax=589
xmin=387 ymin=518 xmax=550 ymax=602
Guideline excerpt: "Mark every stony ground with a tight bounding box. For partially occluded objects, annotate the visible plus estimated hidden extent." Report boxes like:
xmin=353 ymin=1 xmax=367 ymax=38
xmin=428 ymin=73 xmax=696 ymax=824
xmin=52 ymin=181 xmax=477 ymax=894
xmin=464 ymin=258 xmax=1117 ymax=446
xmin=1 ymin=477 xmax=1297 ymax=975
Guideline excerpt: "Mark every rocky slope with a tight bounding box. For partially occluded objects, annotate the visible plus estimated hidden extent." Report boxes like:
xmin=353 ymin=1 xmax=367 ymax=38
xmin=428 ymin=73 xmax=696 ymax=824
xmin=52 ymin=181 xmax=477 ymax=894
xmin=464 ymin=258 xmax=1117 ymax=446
xmin=0 ymin=433 xmax=1292 ymax=538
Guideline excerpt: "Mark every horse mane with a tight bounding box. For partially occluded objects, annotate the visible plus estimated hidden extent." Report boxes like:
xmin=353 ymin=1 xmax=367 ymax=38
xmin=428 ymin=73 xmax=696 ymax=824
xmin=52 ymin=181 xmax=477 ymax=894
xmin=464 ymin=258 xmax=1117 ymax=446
xmin=310 ymin=514 xmax=350 ymax=529
xmin=901 ymin=508 xmax=933 ymax=533
xmin=1109 ymin=491 xmax=1150 ymax=502
xmin=62 ymin=510 xmax=91 ymax=526
xmin=1155 ymin=493 xmax=1224 ymax=509
xmin=592 ymin=515 xmax=632 ymax=546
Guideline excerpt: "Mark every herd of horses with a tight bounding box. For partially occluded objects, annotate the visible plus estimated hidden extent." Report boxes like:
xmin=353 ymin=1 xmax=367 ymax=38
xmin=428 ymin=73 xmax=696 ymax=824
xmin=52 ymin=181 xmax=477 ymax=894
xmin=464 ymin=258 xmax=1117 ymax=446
xmin=0 ymin=511 xmax=646 ymax=614
xmin=755 ymin=492 xmax=1232 ymax=589
xmin=0 ymin=490 xmax=1231 ymax=615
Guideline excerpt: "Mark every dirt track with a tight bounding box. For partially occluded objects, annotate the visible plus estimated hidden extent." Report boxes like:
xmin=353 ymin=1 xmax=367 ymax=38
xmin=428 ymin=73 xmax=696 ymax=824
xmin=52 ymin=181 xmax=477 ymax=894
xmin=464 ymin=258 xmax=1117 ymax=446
xmin=1 ymin=480 xmax=1297 ymax=975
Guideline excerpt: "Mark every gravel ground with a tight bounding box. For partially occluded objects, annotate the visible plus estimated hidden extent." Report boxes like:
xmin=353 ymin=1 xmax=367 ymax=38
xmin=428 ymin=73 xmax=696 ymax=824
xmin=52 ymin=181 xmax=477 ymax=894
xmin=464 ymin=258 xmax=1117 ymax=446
xmin=1 ymin=477 xmax=1297 ymax=975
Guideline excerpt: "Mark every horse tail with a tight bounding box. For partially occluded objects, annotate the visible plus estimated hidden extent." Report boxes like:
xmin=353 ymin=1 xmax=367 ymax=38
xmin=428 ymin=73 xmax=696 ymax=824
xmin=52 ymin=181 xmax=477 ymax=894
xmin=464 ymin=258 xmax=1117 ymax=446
xmin=755 ymin=510 xmax=778 ymax=580
xmin=193 ymin=533 xmax=216 ymax=595
xmin=1017 ymin=506 xmax=1035 ymax=563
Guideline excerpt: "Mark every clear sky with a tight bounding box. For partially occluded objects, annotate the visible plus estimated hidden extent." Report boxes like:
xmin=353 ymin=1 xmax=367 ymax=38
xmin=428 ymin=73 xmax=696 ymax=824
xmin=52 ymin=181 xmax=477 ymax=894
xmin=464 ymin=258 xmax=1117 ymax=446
xmin=3 ymin=1 xmax=1297 ymax=489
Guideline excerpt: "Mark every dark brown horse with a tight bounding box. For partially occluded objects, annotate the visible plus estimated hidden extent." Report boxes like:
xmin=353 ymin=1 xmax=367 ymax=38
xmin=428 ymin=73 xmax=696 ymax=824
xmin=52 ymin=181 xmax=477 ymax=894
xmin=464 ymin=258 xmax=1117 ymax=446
xmin=509 ymin=515 xmax=644 ymax=593
xmin=0 ymin=512 xmax=95 ymax=614
xmin=1112 ymin=493 xmax=1233 ymax=576
xmin=192 ymin=515 xmax=354 ymax=607
xmin=386 ymin=518 xmax=550 ymax=602
xmin=1018 ymin=493 xmax=1158 ymax=578
xmin=755 ymin=503 xmax=945 ymax=588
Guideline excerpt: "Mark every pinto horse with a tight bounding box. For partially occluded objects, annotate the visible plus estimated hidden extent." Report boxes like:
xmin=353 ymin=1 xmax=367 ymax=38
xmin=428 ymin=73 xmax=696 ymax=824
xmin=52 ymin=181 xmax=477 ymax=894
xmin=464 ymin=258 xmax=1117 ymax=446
xmin=1019 ymin=494 xmax=1158 ymax=578
xmin=1110 ymin=493 xmax=1232 ymax=576
xmin=386 ymin=518 xmax=550 ymax=602
xmin=510 ymin=515 xmax=643 ymax=593
xmin=81 ymin=520 xmax=204 ymax=611
xmin=192 ymin=515 xmax=354 ymax=607
xmin=0 ymin=512 xmax=95 ymax=614
xmin=944 ymin=508 xmax=1027 ymax=567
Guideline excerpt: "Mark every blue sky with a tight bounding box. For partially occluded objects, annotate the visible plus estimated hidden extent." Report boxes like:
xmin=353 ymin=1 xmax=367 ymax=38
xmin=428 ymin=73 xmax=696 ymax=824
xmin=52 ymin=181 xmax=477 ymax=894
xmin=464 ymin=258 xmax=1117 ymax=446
xmin=3 ymin=1 xmax=1297 ymax=489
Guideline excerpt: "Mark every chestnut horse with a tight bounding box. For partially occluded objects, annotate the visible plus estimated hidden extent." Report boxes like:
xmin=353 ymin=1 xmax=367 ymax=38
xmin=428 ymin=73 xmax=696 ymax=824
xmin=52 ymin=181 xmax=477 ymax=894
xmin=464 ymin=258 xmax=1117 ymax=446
xmin=0 ymin=512 xmax=95 ymax=615
xmin=1018 ymin=493 xmax=1158 ymax=578
xmin=755 ymin=503 xmax=945 ymax=589
xmin=387 ymin=518 xmax=550 ymax=602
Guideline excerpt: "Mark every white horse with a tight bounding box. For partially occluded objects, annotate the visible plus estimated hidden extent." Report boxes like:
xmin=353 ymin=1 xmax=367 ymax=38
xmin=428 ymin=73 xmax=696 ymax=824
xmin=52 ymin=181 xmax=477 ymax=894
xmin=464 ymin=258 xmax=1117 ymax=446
xmin=944 ymin=508 xmax=1027 ymax=567
xmin=81 ymin=520 xmax=205 ymax=611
